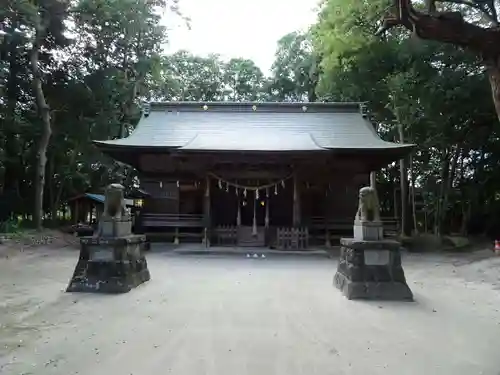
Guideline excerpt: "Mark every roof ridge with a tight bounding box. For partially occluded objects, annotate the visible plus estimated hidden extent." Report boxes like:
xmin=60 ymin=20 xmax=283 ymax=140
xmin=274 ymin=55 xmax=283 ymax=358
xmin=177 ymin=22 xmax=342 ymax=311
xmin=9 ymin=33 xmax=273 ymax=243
xmin=143 ymin=101 xmax=365 ymax=114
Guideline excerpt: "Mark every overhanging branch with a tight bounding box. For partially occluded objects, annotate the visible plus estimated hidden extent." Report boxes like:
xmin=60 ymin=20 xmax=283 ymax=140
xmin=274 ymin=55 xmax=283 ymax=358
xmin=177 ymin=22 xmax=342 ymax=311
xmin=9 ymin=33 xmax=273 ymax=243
xmin=438 ymin=0 xmax=498 ymax=25
xmin=378 ymin=0 xmax=500 ymax=58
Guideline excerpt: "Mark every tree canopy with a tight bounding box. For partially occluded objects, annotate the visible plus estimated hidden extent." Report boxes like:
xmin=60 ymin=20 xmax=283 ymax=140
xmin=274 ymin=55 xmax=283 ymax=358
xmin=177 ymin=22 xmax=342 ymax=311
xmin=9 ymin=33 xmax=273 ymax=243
xmin=1 ymin=0 xmax=499 ymax=238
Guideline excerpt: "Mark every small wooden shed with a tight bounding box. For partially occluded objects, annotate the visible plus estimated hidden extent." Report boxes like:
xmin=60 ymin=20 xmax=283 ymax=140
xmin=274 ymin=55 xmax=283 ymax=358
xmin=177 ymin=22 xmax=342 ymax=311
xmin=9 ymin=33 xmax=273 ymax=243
xmin=67 ymin=193 xmax=135 ymax=224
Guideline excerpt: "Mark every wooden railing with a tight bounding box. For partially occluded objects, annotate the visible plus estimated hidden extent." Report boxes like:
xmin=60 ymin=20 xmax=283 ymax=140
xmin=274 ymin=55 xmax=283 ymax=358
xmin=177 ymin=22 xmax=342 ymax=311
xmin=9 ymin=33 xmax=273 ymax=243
xmin=309 ymin=217 xmax=399 ymax=235
xmin=309 ymin=217 xmax=399 ymax=244
xmin=276 ymin=227 xmax=309 ymax=250
xmin=141 ymin=213 xmax=204 ymax=228
xmin=214 ymin=225 xmax=238 ymax=245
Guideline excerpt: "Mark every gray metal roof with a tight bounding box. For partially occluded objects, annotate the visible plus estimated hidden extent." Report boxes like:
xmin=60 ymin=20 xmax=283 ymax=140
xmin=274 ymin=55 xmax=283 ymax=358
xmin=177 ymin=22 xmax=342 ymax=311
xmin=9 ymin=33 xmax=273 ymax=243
xmin=94 ymin=102 xmax=413 ymax=152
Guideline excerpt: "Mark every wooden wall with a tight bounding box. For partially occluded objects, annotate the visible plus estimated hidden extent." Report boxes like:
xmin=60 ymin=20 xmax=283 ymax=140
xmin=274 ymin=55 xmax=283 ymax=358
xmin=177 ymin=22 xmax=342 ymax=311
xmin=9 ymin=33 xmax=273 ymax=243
xmin=139 ymin=171 xmax=369 ymax=224
xmin=141 ymin=179 xmax=179 ymax=214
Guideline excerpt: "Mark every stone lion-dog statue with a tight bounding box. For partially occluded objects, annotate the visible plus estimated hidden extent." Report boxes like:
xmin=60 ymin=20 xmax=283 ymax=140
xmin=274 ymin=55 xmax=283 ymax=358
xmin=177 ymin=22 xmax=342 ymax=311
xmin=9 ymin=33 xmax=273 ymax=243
xmin=355 ymin=186 xmax=381 ymax=222
xmin=102 ymin=183 xmax=129 ymax=219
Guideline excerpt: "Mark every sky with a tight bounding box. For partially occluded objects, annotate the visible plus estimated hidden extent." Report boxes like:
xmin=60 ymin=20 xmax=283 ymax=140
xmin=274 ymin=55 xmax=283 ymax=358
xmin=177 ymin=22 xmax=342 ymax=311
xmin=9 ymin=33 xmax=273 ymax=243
xmin=164 ymin=0 xmax=321 ymax=74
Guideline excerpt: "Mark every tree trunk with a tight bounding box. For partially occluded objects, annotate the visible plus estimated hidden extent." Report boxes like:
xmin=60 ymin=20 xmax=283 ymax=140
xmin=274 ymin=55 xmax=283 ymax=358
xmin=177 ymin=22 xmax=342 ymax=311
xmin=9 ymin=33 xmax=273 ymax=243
xmin=370 ymin=125 xmax=379 ymax=210
xmin=30 ymin=28 xmax=52 ymax=231
xmin=434 ymin=151 xmax=450 ymax=236
xmin=52 ymin=149 xmax=77 ymax=225
xmin=441 ymin=146 xmax=460 ymax=234
xmin=49 ymin=152 xmax=55 ymax=222
xmin=397 ymin=122 xmax=410 ymax=236
xmin=370 ymin=172 xmax=377 ymax=189
xmin=457 ymin=150 xmax=468 ymax=236
xmin=460 ymin=202 xmax=470 ymax=236
xmin=486 ymin=57 xmax=500 ymax=124
xmin=409 ymin=154 xmax=418 ymax=234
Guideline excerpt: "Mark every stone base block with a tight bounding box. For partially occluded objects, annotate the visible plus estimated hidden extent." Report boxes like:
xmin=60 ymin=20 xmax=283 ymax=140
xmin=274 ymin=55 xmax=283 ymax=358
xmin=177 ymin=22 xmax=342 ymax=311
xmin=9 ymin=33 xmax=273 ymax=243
xmin=333 ymin=237 xmax=413 ymax=301
xmin=99 ymin=217 xmax=132 ymax=238
xmin=334 ymin=272 xmax=413 ymax=301
xmin=66 ymin=235 xmax=150 ymax=294
xmin=353 ymin=220 xmax=383 ymax=241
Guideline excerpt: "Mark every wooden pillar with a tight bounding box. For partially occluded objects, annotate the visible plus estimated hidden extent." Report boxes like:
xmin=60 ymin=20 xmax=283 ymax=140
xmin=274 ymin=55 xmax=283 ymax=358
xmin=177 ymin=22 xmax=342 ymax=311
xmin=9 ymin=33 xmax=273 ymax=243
xmin=370 ymin=171 xmax=376 ymax=189
xmin=236 ymin=192 xmax=241 ymax=226
xmin=265 ymin=188 xmax=269 ymax=228
xmin=203 ymin=175 xmax=211 ymax=246
xmin=174 ymin=227 xmax=179 ymax=245
xmin=325 ymin=183 xmax=331 ymax=247
xmin=252 ymin=191 xmax=257 ymax=236
xmin=293 ymin=173 xmax=301 ymax=227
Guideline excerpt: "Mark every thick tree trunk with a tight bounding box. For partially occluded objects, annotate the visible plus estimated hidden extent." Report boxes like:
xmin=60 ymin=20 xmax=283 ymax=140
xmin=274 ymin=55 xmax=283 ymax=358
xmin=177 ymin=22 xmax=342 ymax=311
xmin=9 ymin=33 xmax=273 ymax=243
xmin=30 ymin=29 xmax=52 ymax=231
xmin=486 ymin=57 xmax=500 ymax=124
xmin=49 ymin=152 xmax=55 ymax=222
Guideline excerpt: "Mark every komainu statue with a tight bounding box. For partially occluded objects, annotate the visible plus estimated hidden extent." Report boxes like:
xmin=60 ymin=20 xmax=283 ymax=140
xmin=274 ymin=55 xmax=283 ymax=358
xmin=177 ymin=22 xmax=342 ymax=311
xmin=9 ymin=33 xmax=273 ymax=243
xmin=355 ymin=186 xmax=381 ymax=222
xmin=66 ymin=182 xmax=150 ymax=294
xmin=102 ymin=183 xmax=129 ymax=219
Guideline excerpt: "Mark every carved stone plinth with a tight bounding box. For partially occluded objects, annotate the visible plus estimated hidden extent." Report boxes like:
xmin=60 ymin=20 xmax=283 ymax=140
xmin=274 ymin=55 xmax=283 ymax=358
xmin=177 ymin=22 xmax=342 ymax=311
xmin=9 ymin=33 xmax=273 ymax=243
xmin=66 ymin=235 xmax=150 ymax=294
xmin=99 ymin=216 xmax=133 ymax=238
xmin=353 ymin=220 xmax=383 ymax=241
xmin=333 ymin=238 xmax=413 ymax=301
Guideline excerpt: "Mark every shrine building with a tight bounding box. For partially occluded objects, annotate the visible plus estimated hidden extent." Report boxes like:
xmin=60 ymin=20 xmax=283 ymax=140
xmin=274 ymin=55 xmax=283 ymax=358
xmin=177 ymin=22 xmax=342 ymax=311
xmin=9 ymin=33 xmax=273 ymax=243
xmin=93 ymin=101 xmax=413 ymax=249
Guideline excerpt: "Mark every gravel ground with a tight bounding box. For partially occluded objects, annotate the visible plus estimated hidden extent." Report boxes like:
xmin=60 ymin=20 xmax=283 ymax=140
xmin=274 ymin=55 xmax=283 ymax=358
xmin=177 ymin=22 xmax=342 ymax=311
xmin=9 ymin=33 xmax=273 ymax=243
xmin=0 ymin=247 xmax=499 ymax=375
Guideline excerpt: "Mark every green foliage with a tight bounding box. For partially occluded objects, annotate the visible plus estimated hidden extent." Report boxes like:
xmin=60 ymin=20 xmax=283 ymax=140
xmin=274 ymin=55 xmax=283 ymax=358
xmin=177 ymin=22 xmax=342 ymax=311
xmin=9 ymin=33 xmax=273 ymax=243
xmin=0 ymin=0 xmax=315 ymax=226
xmin=314 ymin=0 xmax=500 ymax=235
xmin=0 ymin=218 xmax=20 ymax=234
xmin=224 ymin=58 xmax=264 ymax=101
xmin=4 ymin=0 xmax=496 ymax=237
xmin=313 ymin=0 xmax=389 ymax=76
xmin=266 ymin=31 xmax=318 ymax=101
xmin=0 ymin=0 xmax=174 ymax=222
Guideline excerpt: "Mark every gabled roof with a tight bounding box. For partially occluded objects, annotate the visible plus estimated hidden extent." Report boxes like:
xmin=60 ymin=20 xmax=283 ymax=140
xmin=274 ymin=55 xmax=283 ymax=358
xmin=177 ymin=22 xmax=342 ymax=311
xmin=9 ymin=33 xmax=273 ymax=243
xmin=93 ymin=102 xmax=413 ymax=152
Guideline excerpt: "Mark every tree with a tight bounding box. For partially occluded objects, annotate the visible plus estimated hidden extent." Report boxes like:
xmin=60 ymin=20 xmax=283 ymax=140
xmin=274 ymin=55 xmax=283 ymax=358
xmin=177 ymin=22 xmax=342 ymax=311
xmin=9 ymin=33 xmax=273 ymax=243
xmin=378 ymin=0 xmax=500 ymax=123
xmin=312 ymin=0 xmax=498 ymax=236
xmin=3 ymin=0 xmax=70 ymax=230
xmin=266 ymin=31 xmax=319 ymax=102
xmin=223 ymin=58 xmax=264 ymax=101
xmin=74 ymin=0 xmax=167 ymax=137
xmin=0 ymin=0 xmax=177 ymax=228
xmin=158 ymin=51 xmax=226 ymax=101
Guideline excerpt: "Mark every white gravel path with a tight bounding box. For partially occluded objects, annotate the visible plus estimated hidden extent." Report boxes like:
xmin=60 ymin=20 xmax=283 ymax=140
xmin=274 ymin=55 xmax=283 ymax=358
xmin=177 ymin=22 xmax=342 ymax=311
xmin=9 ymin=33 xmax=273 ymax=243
xmin=0 ymin=247 xmax=499 ymax=375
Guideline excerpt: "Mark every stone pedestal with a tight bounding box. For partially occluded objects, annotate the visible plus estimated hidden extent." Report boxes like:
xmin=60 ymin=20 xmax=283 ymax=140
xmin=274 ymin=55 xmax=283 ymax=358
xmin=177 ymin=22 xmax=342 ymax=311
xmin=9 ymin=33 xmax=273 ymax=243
xmin=353 ymin=220 xmax=383 ymax=241
xmin=333 ymin=238 xmax=413 ymax=301
xmin=99 ymin=216 xmax=133 ymax=238
xmin=66 ymin=235 xmax=150 ymax=294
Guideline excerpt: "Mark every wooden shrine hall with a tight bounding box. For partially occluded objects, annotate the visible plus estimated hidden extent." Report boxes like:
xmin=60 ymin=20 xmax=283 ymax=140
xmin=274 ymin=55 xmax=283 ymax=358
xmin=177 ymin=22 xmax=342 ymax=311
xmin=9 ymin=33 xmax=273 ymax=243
xmin=93 ymin=101 xmax=413 ymax=249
